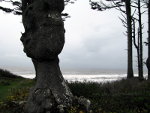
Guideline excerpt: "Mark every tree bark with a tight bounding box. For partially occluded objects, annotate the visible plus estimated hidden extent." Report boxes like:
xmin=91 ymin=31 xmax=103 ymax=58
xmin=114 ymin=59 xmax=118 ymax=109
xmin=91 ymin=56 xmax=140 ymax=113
xmin=132 ymin=19 xmax=140 ymax=78
xmin=146 ymin=1 xmax=150 ymax=80
xmin=137 ymin=28 xmax=140 ymax=78
xmin=125 ymin=0 xmax=134 ymax=78
xmin=138 ymin=0 xmax=143 ymax=79
xmin=21 ymin=0 xmax=74 ymax=112
xmin=25 ymin=59 xmax=73 ymax=113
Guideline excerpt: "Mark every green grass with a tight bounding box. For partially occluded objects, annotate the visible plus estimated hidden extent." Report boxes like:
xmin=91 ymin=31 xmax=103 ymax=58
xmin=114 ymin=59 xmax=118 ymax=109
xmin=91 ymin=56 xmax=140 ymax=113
xmin=0 ymin=68 xmax=34 ymax=101
xmin=0 ymin=78 xmax=34 ymax=100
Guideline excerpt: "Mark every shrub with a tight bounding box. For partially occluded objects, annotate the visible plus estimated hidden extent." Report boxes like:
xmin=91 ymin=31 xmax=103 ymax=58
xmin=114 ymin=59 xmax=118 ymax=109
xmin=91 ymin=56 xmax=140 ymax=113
xmin=0 ymin=68 xmax=21 ymax=78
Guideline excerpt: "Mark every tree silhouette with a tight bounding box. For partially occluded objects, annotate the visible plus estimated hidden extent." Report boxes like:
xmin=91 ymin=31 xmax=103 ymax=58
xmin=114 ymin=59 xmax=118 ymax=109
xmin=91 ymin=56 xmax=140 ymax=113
xmin=89 ymin=0 xmax=134 ymax=78
xmin=146 ymin=0 xmax=150 ymax=79
xmin=148 ymin=0 xmax=150 ymax=79
xmin=132 ymin=0 xmax=146 ymax=79
xmin=125 ymin=0 xmax=134 ymax=78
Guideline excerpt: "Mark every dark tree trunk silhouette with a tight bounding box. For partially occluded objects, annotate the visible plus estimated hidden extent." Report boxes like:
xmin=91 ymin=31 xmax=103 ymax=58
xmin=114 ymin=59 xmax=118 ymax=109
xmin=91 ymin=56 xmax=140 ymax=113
xmin=89 ymin=0 xmax=134 ymax=78
xmin=21 ymin=0 xmax=73 ymax=112
xmin=146 ymin=1 xmax=150 ymax=80
xmin=132 ymin=19 xmax=140 ymax=77
xmin=125 ymin=0 xmax=134 ymax=78
xmin=137 ymin=0 xmax=143 ymax=79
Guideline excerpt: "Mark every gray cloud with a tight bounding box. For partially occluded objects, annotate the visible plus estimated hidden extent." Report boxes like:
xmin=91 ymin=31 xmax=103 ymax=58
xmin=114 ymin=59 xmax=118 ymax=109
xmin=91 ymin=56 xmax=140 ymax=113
xmin=0 ymin=0 xmax=148 ymax=73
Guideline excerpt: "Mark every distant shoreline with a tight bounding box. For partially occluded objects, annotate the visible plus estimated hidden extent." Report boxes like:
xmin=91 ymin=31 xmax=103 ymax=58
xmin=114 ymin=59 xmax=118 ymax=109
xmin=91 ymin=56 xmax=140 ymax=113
xmin=0 ymin=67 xmax=148 ymax=82
xmin=19 ymin=73 xmax=148 ymax=83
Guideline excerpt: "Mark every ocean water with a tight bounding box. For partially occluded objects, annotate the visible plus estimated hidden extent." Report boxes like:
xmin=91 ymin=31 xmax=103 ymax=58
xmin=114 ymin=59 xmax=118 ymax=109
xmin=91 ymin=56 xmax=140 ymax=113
xmin=20 ymin=73 xmax=148 ymax=83
xmin=3 ymin=67 xmax=148 ymax=83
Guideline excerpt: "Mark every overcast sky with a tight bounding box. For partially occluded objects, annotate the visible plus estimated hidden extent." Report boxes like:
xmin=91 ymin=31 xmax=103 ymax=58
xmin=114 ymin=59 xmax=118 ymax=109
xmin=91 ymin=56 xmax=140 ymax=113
xmin=0 ymin=0 xmax=148 ymax=73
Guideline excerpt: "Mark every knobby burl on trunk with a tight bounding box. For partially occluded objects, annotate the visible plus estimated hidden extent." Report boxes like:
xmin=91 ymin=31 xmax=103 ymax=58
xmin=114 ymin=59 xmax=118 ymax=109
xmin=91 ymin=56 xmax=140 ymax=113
xmin=21 ymin=0 xmax=72 ymax=112
xmin=20 ymin=0 xmax=90 ymax=113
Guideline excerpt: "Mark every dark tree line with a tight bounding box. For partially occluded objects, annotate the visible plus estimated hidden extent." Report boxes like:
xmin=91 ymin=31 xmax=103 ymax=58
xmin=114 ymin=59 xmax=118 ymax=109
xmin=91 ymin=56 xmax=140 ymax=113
xmin=89 ymin=0 xmax=150 ymax=80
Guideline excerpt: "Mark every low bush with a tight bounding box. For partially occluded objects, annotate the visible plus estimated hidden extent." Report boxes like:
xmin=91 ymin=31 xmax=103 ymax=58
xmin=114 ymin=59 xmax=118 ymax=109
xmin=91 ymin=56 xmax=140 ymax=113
xmin=0 ymin=77 xmax=150 ymax=113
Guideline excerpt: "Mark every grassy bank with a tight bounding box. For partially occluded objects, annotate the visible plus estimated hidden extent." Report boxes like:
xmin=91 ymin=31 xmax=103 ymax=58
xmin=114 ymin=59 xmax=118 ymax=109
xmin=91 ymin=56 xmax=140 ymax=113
xmin=0 ymin=69 xmax=150 ymax=113
xmin=0 ymin=69 xmax=34 ymax=100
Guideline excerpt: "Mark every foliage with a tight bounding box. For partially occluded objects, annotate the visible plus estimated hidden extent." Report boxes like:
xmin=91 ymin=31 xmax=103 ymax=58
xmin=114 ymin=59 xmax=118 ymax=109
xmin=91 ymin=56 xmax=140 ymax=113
xmin=0 ymin=0 xmax=76 ymax=15
xmin=0 ymin=77 xmax=34 ymax=113
xmin=69 ymin=79 xmax=150 ymax=113
xmin=0 ymin=76 xmax=150 ymax=113
xmin=0 ymin=78 xmax=34 ymax=100
xmin=0 ymin=68 xmax=20 ymax=78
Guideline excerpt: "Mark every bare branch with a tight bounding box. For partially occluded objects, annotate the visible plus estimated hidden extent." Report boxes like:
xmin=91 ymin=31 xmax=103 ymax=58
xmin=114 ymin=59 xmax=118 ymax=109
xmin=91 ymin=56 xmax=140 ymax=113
xmin=89 ymin=0 xmax=124 ymax=11
xmin=132 ymin=19 xmax=138 ymax=49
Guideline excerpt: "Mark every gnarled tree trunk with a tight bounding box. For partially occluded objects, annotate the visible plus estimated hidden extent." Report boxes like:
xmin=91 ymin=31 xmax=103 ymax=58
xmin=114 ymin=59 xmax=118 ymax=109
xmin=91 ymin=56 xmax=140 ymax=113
xmin=21 ymin=0 xmax=73 ymax=112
